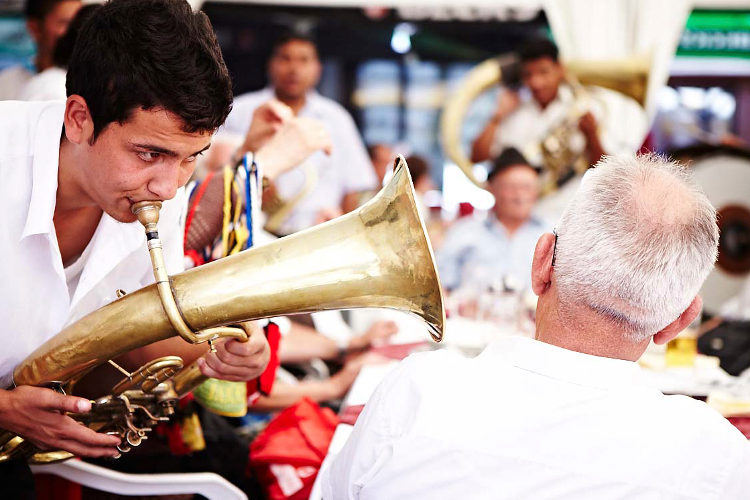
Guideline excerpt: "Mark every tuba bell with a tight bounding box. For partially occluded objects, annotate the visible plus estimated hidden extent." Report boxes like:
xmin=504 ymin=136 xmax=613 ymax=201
xmin=0 ymin=156 xmax=445 ymax=464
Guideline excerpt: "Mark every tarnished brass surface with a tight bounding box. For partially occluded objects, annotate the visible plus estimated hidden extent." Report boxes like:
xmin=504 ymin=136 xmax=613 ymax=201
xmin=2 ymin=157 xmax=444 ymax=463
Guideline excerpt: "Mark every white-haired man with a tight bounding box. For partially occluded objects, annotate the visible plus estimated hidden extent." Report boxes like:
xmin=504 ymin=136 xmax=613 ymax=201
xmin=322 ymin=154 xmax=750 ymax=499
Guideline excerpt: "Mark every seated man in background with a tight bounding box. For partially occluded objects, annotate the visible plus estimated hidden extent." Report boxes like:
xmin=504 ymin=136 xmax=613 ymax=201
xmin=323 ymin=154 xmax=750 ymax=499
xmin=221 ymin=32 xmax=377 ymax=235
xmin=18 ymin=3 xmax=99 ymax=101
xmin=0 ymin=0 xmax=81 ymax=99
xmin=437 ymin=147 xmax=551 ymax=291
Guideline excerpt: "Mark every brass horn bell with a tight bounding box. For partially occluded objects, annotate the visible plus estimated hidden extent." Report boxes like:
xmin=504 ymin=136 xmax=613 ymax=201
xmin=0 ymin=156 xmax=445 ymax=464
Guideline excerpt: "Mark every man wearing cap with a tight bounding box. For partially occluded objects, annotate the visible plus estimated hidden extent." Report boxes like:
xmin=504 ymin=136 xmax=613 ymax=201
xmin=437 ymin=147 xmax=551 ymax=291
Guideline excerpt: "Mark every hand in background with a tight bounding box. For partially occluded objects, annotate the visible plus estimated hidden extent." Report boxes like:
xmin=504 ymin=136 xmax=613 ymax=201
xmin=349 ymin=320 xmax=399 ymax=351
xmin=578 ymin=111 xmax=599 ymax=138
xmin=493 ymin=90 xmax=521 ymax=122
xmin=255 ymin=117 xmax=333 ymax=179
xmin=240 ymin=99 xmax=294 ymax=153
xmin=327 ymin=352 xmax=390 ymax=399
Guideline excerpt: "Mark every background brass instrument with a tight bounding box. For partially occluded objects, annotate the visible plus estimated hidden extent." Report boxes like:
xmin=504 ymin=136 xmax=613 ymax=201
xmin=263 ymin=163 xmax=318 ymax=235
xmin=0 ymin=157 xmax=444 ymax=464
xmin=439 ymin=54 xmax=649 ymax=190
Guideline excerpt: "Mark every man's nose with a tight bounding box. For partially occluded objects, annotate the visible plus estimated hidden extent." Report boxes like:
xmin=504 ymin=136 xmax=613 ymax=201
xmin=147 ymin=162 xmax=180 ymax=201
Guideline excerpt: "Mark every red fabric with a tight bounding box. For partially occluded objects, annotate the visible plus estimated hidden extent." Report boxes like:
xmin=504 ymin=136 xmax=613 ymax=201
xmin=727 ymin=416 xmax=750 ymax=439
xmin=458 ymin=202 xmax=475 ymax=218
xmin=250 ymin=398 xmax=339 ymax=500
xmin=35 ymin=474 xmax=81 ymax=500
xmin=339 ymin=404 xmax=365 ymax=426
xmin=184 ymin=248 xmax=205 ymax=268
xmin=247 ymin=322 xmax=281 ymax=402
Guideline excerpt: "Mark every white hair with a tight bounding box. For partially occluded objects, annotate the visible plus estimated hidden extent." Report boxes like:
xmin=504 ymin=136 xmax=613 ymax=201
xmin=554 ymin=154 xmax=719 ymax=342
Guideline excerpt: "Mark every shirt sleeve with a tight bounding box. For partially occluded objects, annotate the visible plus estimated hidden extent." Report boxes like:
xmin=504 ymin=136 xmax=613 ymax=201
xmin=220 ymin=96 xmax=257 ymax=137
xmin=322 ymin=359 xmax=420 ymax=500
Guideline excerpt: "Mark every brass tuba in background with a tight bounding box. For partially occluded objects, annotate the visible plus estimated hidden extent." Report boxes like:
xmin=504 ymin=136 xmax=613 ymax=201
xmin=440 ymin=54 xmax=649 ymax=191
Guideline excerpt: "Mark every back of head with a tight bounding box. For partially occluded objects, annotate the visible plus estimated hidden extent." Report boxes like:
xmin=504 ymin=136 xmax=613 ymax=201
xmin=66 ymin=0 xmax=233 ymax=139
xmin=554 ymin=154 xmax=718 ymax=341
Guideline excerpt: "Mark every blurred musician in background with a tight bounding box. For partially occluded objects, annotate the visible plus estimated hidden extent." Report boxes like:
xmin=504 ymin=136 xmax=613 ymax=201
xmin=222 ymin=33 xmax=377 ymax=235
xmin=0 ymin=0 xmax=81 ymax=100
xmin=470 ymin=38 xmax=606 ymax=179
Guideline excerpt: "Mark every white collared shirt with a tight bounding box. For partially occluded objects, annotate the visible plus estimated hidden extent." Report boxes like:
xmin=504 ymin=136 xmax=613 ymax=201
xmin=323 ymin=336 xmax=750 ymax=500
xmin=222 ymin=88 xmax=377 ymax=234
xmin=491 ymin=84 xmax=647 ymax=166
xmin=0 ymin=100 xmax=185 ymax=388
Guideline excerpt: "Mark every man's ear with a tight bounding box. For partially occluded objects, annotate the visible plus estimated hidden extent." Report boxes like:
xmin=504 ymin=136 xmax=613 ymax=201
xmin=653 ymin=296 xmax=702 ymax=345
xmin=64 ymin=95 xmax=94 ymax=145
xmin=531 ymin=232 xmax=556 ymax=296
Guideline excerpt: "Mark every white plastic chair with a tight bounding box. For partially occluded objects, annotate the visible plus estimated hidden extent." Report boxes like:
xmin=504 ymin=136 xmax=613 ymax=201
xmin=31 ymin=459 xmax=247 ymax=499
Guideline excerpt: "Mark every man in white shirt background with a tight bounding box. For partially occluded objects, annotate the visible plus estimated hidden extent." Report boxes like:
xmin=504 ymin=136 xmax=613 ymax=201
xmin=437 ymin=147 xmax=551 ymax=292
xmin=221 ymin=32 xmax=377 ymax=235
xmin=0 ymin=0 xmax=81 ymax=100
xmin=324 ymin=154 xmax=750 ymax=499
xmin=0 ymin=0 xmax=332 ymax=494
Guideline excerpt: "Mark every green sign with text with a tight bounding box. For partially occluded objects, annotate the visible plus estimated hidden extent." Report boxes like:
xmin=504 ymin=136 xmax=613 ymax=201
xmin=678 ymin=10 xmax=750 ymax=58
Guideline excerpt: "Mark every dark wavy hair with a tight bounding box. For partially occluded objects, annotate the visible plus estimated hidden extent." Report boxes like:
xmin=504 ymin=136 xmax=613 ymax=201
xmin=25 ymin=0 xmax=75 ymax=20
xmin=518 ymin=37 xmax=559 ymax=63
xmin=66 ymin=0 xmax=233 ymax=139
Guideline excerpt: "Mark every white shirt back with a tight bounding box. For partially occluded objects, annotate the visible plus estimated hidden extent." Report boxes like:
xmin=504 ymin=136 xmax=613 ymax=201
xmin=324 ymin=336 xmax=750 ymax=500
xmin=0 ymin=100 xmax=185 ymax=388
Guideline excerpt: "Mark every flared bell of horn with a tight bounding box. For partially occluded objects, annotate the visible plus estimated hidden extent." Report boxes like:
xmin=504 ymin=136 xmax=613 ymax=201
xmin=13 ymin=156 xmax=445 ymax=388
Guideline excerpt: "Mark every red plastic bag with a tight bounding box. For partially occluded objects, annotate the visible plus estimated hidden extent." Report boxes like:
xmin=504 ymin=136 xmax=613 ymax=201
xmin=250 ymin=397 xmax=339 ymax=500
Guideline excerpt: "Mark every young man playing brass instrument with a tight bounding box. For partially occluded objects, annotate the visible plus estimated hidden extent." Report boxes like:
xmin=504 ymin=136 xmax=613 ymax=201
xmin=0 ymin=0 xmax=331 ymax=492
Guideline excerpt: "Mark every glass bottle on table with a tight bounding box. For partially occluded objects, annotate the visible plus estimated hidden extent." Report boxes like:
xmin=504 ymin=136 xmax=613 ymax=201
xmin=665 ymin=306 xmax=701 ymax=367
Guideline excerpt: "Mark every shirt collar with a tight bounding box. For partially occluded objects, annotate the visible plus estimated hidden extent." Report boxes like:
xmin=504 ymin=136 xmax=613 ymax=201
xmin=481 ymin=336 xmax=654 ymax=391
xmin=21 ymin=101 xmax=66 ymax=240
xmin=525 ymin=82 xmax=574 ymax=112
xmin=486 ymin=214 xmax=545 ymax=234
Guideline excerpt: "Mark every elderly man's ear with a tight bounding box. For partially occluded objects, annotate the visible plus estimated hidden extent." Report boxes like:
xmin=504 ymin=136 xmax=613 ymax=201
xmin=652 ymin=296 xmax=703 ymax=345
xmin=531 ymin=233 xmax=556 ymax=296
